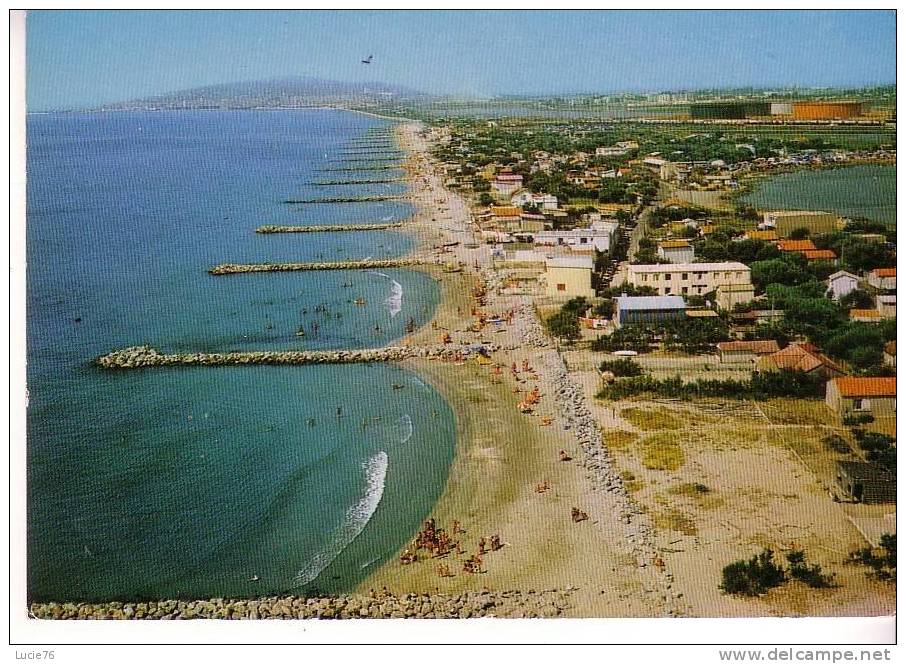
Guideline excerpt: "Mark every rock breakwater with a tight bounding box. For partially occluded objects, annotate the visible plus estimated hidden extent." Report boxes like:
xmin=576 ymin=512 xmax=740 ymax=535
xmin=208 ymin=258 xmax=423 ymax=275
xmin=96 ymin=344 xmax=500 ymax=369
xmin=283 ymin=195 xmax=405 ymax=204
xmin=30 ymin=588 xmax=573 ymax=620
xmin=256 ymin=223 xmax=405 ymax=234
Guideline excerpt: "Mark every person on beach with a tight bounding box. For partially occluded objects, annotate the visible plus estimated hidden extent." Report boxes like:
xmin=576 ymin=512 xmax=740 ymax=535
xmin=559 ymin=450 xmax=572 ymax=462
xmin=489 ymin=535 xmax=502 ymax=551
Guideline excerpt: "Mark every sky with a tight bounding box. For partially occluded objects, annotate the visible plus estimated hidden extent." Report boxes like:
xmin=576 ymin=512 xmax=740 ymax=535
xmin=25 ymin=9 xmax=896 ymax=110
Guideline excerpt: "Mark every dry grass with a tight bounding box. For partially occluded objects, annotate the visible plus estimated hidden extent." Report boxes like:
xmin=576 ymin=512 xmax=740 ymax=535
xmin=758 ymin=399 xmax=832 ymax=425
xmin=640 ymin=431 xmax=686 ymax=470
xmin=653 ymin=508 xmax=698 ymax=536
xmin=620 ymin=470 xmax=644 ymax=493
xmin=604 ymin=430 xmax=639 ymax=450
xmin=622 ymin=407 xmax=684 ymax=431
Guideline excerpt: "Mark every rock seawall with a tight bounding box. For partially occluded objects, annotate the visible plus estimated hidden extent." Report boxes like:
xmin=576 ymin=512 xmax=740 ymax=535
xmin=30 ymin=589 xmax=573 ymax=620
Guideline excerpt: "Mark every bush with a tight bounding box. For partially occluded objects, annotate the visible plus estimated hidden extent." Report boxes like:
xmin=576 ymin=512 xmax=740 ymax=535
xmin=598 ymin=358 xmax=643 ymax=377
xmin=596 ymin=369 xmax=824 ymax=401
xmin=546 ymin=310 xmax=580 ymax=340
xmin=786 ymin=550 xmax=835 ymax=588
xmin=822 ymin=434 xmax=851 ymax=454
xmin=843 ymin=413 xmax=875 ymax=426
xmin=849 ymin=534 xmax=896 ymax=582
xmin=720 ymin=549 xmax=787 ymax=596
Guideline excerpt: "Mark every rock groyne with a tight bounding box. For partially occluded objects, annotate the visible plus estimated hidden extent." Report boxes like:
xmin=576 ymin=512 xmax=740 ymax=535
xmin=256 ymin=223 xmax=405 ymax=234
xmin=208 ymin=258 xmax=423 ymax=275
xmin=96 ymin=344 xmax=499 ymax=369
xmin=30 ymin=588 xmax=573 ymax=620
xmin=283 ymin=195 xmax=405 ymax=204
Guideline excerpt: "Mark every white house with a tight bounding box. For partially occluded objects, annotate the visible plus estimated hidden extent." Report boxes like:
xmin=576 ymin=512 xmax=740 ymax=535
xmin=510 ymin=190 xmax=558 ymax=210
xmin=595 ymin=146 xmax=629 ymax=157
xmin=826 ymin=270 xmax=860 ymax=301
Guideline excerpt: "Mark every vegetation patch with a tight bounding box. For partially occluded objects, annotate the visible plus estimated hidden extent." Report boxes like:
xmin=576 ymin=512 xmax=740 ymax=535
xmin=640 ymin=432 xmax=685 ymax=471
xmin=622 ymin=407 xmax=684 ymax=431
xmin=849 ymin=534 xmax=896 ymax=582
xmin=653 ymin=508 xmax=697 ymax=536
xmin=620 ymin=470 xmax=644 ymax=493
xmin=604 ymin=430 xmax=639 ymax=450
xmin=720 ymin=549 xmax=834 ymax=596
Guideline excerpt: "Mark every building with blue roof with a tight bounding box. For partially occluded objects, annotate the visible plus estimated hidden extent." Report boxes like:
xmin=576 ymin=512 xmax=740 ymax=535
xmin=614 ymin=295 xmax=686 ymax=328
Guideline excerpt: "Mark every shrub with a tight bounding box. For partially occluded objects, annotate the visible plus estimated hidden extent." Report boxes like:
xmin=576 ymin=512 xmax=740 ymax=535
xmin=598 ymin=358 xmax=643 ymax=377
xmin=822 ymin=434 xmax=851 ymax=454
xmin=786 ymin=550 xmax=835 ymax=588
xmin=843 ymin=413 xmax=875 ymax=426
xmin=720 ymin=549 xmax=787 ymax=596
xmin=849 ymin=534 xmax=896 ymax=582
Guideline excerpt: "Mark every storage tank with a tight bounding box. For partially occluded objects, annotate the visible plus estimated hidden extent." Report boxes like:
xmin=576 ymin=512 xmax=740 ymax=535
xmin=792 ymin=101 xmax=863 ymax=119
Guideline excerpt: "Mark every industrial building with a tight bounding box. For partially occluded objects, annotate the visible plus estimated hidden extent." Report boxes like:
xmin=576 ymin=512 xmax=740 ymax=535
xmin=613 ymin=295 xmax=686 ymax=328
xmin=689 ymin=101 xmax=769 ymax=119
xmin=792 ymin=101 xmax=863 ymax=120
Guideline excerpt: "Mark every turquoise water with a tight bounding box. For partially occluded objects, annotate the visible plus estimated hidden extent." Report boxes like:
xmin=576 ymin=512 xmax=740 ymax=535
xmin=26 ymin=110 xmax=455 ymax=602
xmin=741 ymin=164 xmax=896 ymax=225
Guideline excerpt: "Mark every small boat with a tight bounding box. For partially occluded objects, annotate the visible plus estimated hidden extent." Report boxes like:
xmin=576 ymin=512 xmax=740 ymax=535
xmin=405 ymin=317 xmax=416 ymax=333
xmin=354 ymin=298 xmax=366 ymax=306
xmin=250 ymin=575 xmax=260 ymax=582
xmin=392 ymin=383 xmax=405 ymax=390
xmin=295 ymin=327 xmax=306 ymax=337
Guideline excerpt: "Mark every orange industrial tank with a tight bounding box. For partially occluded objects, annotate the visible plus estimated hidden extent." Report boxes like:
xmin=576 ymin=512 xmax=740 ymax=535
xmin=792 ymin=101 xmax=863 ymax=120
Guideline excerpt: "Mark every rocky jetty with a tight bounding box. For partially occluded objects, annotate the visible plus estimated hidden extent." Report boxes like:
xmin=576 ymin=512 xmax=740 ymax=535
xmin=256 ymin=223 xmax=405 ymax=234
xmin=96 ymin=344 xmax=500 ymax=369
xmin=313 ymin=178 xmax=404 ymax=186
xmin=208 ymin=258 xmax=422 ymax=275
xmin=317 ymin=165 xmax=402 ymax=172
xmin=282 ymin=195 xmax=405 ymax=204
xmin=29 ymin=588 xmax=573 ymax=620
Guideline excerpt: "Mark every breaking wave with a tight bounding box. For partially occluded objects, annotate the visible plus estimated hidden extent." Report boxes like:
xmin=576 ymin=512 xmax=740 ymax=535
xmin=398 ymin=414 xmax=414 ymax=444
xmin=368 ymin=270 xmax=403 ymax=318
xmin=293 ymin=451 xmax=389 ymax=587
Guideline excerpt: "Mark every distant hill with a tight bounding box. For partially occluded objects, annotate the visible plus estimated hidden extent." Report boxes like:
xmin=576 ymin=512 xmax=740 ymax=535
xmin=97 ymin=76 xmax=432 ymax=111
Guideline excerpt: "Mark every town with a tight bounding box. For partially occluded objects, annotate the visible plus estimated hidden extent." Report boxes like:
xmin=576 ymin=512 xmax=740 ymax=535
xmin=416 ymin=97 xmax=896 ymax=611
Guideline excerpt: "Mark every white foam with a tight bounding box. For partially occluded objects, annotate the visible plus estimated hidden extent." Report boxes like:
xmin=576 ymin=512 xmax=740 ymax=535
xmin=293 ymin=451 xmax=389 ymax=587
xmin=367 ymin=270 xmax=404 ymax=318
xmin=398 ymin=414 xmax=414 ymax=444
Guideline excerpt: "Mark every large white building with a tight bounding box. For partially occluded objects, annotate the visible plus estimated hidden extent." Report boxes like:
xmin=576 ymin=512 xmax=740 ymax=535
xmin=534 ymin=221 xmax=618 ymax=253
xmin=626 ymin=262 xmax=755 ymax=309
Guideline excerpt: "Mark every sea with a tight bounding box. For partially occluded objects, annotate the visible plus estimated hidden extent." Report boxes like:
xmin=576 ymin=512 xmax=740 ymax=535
xmin=741 ymin=164 xmax=897 ymax=225
xmin=26 ymin=109 xmax=456 ymax=601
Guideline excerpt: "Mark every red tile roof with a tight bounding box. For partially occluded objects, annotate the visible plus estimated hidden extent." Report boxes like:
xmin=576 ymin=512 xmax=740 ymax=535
xmin=759 ymin=343 xmax=845 ymax=375
xmin=778 ymin=239 xmax=817 ymax=252
xmin=803 ymin=249 xmax=837 ymax=260
xmin=873 ymin=268 xmax=896 ymax=278
xmin=717 ymin=340 xmax=781 ymax=354
xmin=831 ymin=377 xmax=896 ymax=398
xmin=850 ymin=309 xmax=882 ymax=319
